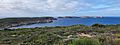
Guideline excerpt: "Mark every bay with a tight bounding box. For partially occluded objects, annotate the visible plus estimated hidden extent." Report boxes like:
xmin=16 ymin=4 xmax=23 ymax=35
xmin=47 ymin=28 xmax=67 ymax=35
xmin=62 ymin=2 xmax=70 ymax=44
xmin=11 ymin=17 xmax=120 ymax=29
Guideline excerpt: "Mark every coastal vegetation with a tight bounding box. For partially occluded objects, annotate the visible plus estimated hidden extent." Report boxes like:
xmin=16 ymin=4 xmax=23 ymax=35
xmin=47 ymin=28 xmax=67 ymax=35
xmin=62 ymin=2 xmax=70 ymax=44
xmin=0 ymin=24 xmax=120 ymax=45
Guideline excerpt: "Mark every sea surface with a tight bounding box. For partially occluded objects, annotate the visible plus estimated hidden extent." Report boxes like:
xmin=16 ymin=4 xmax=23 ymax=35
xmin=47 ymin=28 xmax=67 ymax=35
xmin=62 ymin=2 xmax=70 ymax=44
xmin=11 ymin=17 xmax=120 ymax=29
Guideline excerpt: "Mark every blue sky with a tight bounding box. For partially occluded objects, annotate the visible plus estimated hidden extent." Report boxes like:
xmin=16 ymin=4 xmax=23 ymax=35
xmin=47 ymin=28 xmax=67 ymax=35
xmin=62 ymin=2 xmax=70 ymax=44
xmin=0 ymin=0 xmax=120 ymax=17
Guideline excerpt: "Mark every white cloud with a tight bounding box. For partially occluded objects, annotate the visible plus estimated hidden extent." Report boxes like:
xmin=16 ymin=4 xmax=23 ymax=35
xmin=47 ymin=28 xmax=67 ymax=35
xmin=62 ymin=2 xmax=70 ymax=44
xmin=64 ymin=1 xmax=79 ymax=10
xmin=0 ymin=0 xmax=85 ymax=17
xmin=0 ymin=0 xmax=74 ymax=11
xmin=0 ymin=0 xmax=91 ymax=13
xmin=0 ymin=0 xmax=119 ymax=17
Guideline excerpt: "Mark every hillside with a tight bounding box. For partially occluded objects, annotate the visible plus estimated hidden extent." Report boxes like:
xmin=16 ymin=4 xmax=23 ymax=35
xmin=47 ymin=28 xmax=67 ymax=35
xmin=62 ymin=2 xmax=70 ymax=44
xmin=0 ymin=24 xmax=120 ymax=45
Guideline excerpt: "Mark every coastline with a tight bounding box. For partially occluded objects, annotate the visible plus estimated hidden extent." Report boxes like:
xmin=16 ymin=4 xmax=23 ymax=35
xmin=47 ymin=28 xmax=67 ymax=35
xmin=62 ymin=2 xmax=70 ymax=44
xmin=0 ymin=16 xmax=120 ymax=30
xmin=0 ymin=17 xmax=57 ymax=30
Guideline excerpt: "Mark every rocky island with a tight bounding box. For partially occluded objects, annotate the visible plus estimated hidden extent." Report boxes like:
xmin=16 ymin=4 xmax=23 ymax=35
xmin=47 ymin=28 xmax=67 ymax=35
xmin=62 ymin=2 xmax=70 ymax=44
xmin=58 ymin=16 xmax=81 ymax=18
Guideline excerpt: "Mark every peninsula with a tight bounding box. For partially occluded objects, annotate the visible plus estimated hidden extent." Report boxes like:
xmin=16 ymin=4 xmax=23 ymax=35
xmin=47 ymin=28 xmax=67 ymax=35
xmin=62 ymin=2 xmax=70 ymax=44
xmin=0 ymin=17 xmax=57 ymax=30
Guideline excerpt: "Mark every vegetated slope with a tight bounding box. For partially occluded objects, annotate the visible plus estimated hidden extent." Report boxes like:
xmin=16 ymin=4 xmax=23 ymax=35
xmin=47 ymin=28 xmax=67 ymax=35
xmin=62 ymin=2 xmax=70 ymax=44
xmin=0 ymin=17 xmax=56 ymax=29
xmin=0 ymin=24 xmax=120 ymax=45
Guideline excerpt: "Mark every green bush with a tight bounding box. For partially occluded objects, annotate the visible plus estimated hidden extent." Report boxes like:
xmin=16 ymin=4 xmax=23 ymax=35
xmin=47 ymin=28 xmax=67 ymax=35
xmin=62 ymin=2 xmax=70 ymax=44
xmin=92 ymin=24 xmax=105 ymax=27
xmin=114 ymin=38 xmax=120 ymax=45
xmin=69 ymin=38 xmax=100 ymax=45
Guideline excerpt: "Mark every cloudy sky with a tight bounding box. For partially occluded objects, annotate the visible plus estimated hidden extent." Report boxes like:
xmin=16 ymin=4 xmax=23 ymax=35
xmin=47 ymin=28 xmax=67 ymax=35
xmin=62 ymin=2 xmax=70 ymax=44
xmin=0 ymin=0 xmax=120 ymax=17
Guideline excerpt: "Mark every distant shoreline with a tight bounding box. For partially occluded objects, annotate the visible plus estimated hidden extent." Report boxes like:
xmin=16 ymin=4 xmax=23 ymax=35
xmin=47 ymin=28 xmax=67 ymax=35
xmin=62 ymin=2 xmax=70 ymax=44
xmin=1 ymin=16 xmax=120 ymax=19
xmin=58 ymin=16 xmax=103 ymax=18
xmin=0 ymin=17 xmax=57 ymax=30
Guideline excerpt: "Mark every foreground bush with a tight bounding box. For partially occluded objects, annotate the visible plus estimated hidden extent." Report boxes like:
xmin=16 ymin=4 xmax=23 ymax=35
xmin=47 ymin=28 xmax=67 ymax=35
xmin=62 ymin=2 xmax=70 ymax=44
xmin=69 ymin=38 xmax=100 ymax=45
xmin=92 ymin=24 xmax=105 ymax=27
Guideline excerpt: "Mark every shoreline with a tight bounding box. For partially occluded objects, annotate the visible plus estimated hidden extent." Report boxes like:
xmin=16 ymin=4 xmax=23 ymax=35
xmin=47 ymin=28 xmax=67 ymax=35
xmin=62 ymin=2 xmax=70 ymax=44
xmin=0 ymin=17 xmax=57 ymax=30
xmin=3 ymin=24 xmax=120 ymax=30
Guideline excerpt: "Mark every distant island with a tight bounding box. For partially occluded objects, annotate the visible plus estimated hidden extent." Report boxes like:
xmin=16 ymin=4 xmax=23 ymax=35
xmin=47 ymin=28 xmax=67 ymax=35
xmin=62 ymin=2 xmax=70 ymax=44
xmin=58 ymin=16 xmax=103 ymax=18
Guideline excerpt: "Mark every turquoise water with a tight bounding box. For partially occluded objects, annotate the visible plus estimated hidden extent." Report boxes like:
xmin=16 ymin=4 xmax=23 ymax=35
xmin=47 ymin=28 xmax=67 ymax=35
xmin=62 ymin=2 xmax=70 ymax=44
xmin=11 ymin=17 xmax=120 ymax=28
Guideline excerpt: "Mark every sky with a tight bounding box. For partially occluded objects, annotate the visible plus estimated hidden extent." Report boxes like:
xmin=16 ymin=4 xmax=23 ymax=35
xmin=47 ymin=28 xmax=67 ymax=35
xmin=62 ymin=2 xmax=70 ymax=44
xmin=0 ymin=0 xmax=120 ymax=17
